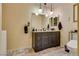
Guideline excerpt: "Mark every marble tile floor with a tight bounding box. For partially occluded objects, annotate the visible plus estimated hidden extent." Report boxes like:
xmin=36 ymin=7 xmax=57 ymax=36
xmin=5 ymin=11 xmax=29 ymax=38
xmin=16 ymin=47 xmax=73 ymax=56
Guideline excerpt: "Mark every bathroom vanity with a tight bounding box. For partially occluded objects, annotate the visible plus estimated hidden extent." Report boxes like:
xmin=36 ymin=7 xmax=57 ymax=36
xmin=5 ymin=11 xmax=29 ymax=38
xmin=31 ymin=11 xmax=60 ymax=52
xmin=32 ymin=31 xmax=60 ymax=52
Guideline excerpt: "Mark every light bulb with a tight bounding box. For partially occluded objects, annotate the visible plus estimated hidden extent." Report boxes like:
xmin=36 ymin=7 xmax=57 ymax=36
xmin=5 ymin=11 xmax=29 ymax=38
xmin=50 ymin=11 xmax=53 ymax=15
xmin=45 ymin=14 xmax=48 ymax=17
xmin=35 ymin=13 xmax=38 ymax=16
xmin=38 ymin=8 xmax=42 ymax=13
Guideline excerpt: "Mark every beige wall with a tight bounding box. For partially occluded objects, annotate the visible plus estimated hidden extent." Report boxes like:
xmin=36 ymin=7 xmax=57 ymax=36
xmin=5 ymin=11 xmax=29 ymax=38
xmin=44 ymin=3 xmax=77 ymax=47
xmin=2 ymin=4 xmax=39 ymax=50
xmin=56 ymin=3 xmax=75 ymax=47
xmin=32 ymin=15 xmax=45 ymax=29
xmin=0 ymin=3 xmax=2 ymax=54
xmin=2 ymin=3 xmax=77 ymax=50
xmin=77 ymin=4 xmax=79 ymax=56
xmin=0 ymin=4 xmax=2 ymax=30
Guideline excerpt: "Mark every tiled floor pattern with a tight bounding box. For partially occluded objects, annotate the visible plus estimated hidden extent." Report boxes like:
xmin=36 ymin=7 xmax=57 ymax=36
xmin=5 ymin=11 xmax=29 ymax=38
xmin=16 ymin=47 xmax=73 ymax=56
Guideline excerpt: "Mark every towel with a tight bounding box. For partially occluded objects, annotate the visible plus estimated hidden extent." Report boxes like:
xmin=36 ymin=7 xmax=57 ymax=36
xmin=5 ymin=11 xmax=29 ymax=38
xmin=58 ymin=22 xmax=63 ymax=30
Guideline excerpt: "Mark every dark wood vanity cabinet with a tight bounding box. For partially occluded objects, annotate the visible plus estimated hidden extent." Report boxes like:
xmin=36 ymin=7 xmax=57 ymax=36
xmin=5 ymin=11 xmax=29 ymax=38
xmin=32 ymin=31 xmax=60 ymax=52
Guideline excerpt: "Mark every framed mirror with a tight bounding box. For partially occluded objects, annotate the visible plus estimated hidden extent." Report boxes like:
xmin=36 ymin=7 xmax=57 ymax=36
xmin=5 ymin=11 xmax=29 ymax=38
xmin=49 ymin=17 xmax=54 ymax=26
xmin=49 ymin=17 xmax=59 ymax=27
xmin=31 ymin=13 xmax=45 ymax=31
xmin=73 ymin=4 xmax=79 ymax=22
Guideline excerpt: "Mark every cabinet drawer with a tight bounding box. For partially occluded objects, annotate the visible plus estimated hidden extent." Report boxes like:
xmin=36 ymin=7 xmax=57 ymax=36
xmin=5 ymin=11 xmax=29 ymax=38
xmin=32 ymin=31 xmax=60 ymax=52
xmin=42 ymin=37 xmax=49 ymax=49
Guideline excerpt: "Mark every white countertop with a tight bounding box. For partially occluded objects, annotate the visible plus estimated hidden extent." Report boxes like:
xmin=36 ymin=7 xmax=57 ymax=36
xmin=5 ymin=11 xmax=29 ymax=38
xmin=32 ymin=30 xmax=60 ymax=32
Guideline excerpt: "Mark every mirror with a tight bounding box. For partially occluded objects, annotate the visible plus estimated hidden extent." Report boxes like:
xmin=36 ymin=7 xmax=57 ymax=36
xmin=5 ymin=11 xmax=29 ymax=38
xmin=49 ymin=17 xmax=59 ymax=27
xmin=73 ymin=4 xmax=78 ymax=22
xmin=31 ymin=13 xmax=59 ymax=31
xmin=31 ymin=13 xmax=45 ymax=31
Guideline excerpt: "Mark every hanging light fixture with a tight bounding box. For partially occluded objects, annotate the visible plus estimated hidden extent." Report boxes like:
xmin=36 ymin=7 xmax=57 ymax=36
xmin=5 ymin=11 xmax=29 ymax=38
xmin=45 ymin=14 xmax=48 ymax=17
xmin=38 ymin=3 xmax=42 ymax=13
xmin=34 ymin=3 xmax=53 ymax=16
xmin=43 ymin=3 xmax=48 ymax=17
xmin=34 ymin=3 xmax=42 ymax=16
xmin=50 ymin=3 xmax=53 ymax=15
xmin=35 ymin=13 xmax=38 ymax=16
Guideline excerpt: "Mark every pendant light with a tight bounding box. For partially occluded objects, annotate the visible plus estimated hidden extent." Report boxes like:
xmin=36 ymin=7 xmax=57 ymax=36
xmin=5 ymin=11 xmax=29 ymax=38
xmin=43 ymin=3 xmax=48 ymax=17
xmin=35 ymin=13 xmax=38 ymax=16
xmin=50 ymin=3 xmax=53 ymax=15
xmin=45 ymin=14 xmax=48 ymax=17
xmin=38 ymin=3 xmax=42 ymax=13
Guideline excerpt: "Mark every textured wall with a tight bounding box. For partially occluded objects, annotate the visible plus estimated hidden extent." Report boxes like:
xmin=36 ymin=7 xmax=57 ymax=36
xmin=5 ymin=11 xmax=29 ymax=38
xmin=2 ymin=3 xmax=77 ymax=51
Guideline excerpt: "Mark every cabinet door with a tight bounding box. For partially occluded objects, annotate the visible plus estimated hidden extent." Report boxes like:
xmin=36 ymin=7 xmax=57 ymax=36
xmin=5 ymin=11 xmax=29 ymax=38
xmin=52 ymin=32 xmax=60 ymax=46
xmin=48 ymin=32 xmax=60 ymax=47
xmin=42 ymin=36 xmax=49 ymax=49
xmin=55 ymin=32 xmax=60 ymax=46
xmin=35 ymin=33 xmax=42 ymax=52
xmin=42 ymin=33 xmax=49 ymax=49
xmin=48 ymin=32 xmax=55 ymax=47
xmin=49 ymin=37 xmax=54 ymax=47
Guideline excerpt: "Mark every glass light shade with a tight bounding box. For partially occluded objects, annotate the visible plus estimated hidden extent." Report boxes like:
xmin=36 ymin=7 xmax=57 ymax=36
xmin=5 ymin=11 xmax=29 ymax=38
xmin=45 ymin=14 xmax=48 ymax=17
xmin=35 ymin=13 xmax=38 ymax=16
xmin=50 ymin=11 xmax=53 ymax=15
xmin=38 ymin=8 xmax=42 ymax=13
